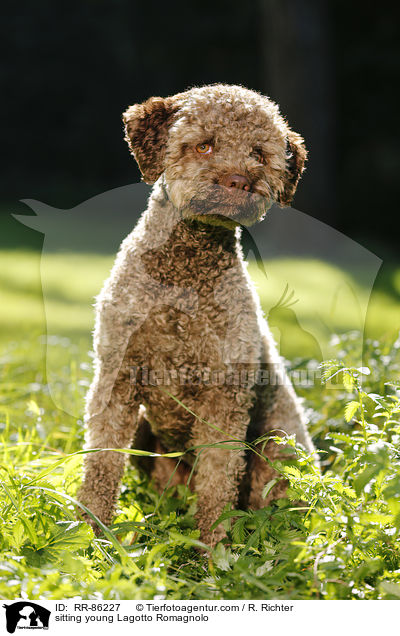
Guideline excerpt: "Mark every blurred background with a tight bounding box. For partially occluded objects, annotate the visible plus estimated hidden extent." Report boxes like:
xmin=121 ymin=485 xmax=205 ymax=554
xmin=2 ymin=0 xmax=399 ymax=253
xmin=1 ymin=0 xmax=399 ymax=379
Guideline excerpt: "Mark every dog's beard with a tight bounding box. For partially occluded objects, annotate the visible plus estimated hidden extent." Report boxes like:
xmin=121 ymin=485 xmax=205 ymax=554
xmin=180 ymin=184 xmax=272 ymax=228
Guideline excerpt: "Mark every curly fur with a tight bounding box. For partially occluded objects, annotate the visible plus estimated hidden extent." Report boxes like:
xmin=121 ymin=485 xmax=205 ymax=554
xmin=78 ymin=84 xmax=316 ymax=546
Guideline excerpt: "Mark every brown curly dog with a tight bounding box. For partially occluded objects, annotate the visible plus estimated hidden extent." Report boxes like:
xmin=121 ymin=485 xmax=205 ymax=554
xmin=78 ymin=84 xmax=316 ymax=545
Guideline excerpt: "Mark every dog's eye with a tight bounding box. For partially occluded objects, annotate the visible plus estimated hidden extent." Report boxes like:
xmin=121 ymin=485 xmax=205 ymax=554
xmin=251 ymin=149 xmax=266 ymax=164
xmin=195 ymin=143 xmax=213 ymax=155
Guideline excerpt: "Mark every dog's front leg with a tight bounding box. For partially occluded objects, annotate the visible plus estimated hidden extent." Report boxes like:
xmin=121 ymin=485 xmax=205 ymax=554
xmin=257 ymin=326 xmax=315 ymax=451
xmin=78 ymin=367 xmax=140 ymax=533
xmin=246 ymin=326 xmax=318 ymax=509
xmin=193 ymin=446 xmax=247 ymax=546
xmin=190 ymin=395 xmax=250 ymax=546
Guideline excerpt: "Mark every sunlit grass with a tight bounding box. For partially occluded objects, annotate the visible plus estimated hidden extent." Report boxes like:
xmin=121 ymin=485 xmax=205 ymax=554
xmin=1 ymin=250 xmax=398 ymax=359
xmin=1 ymin=330 xmax=400 ymax=599
xmin=1 ymin=249 xmax=400 ymax=599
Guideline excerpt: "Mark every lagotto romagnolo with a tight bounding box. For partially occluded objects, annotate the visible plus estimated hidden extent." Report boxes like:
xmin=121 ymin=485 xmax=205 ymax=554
xmin=78 ymin=84 xmax=317 ymax=545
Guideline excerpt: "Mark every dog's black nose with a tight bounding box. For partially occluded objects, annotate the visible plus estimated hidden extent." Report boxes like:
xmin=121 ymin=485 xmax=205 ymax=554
xmin=219 ymin=173 xmax=252 ymax=192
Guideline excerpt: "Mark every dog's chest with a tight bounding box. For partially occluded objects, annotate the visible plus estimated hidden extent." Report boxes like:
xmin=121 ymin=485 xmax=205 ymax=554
xmin=135 ymin=228 xmax=259 ymax=362
xmin=129 ymin=290 xmax=260 ymax=450
xmin=139 ymin=220 xmax=237 ymax=290
xmin=111 ymin=222 xmax=263 ymax=449
xmin=129 ymin=267 xmax=260 ymax=367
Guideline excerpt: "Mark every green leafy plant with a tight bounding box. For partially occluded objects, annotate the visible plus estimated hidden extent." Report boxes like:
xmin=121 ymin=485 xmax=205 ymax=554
xmin=0 ymin=331 xmax=399 ymax=599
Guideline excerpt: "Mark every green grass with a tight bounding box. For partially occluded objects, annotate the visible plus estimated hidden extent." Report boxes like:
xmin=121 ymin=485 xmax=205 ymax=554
xmin=1 ymin=249 xmax=400 ymax=600
xmin=1 ymin=249 xmax=399 ymax=354
xmin=0 ymin=251 xmax=112 ymax=338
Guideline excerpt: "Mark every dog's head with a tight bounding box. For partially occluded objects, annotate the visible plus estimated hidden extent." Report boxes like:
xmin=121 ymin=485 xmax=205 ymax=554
xmin=123 ymin=84 xmax=307 ymax=227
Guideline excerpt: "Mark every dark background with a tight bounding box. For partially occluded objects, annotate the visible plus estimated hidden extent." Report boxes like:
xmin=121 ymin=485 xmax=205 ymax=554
xmin=2 ymin=0 xmax=399 ymax=256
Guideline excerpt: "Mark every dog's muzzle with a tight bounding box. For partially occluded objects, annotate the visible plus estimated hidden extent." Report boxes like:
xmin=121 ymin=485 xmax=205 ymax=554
xmin=184 ymin=184 xmax=272 ymax=227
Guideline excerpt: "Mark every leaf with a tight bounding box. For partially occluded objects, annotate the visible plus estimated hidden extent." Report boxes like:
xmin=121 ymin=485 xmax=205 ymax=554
xmin=58 ymin=550 xmax=87 ymax=576
xmin=328 ymin=432 xmax=354 ymax=444
xmin=380 ymin=581 xmax=400 ymax=599
xmin=0 ymin=480 xmax=19 ymax=511
xmin=44 ymin=521 xmax=93 ymax=551
xmin=167 ymin=531 xmax=208 ymax=551
xmin=344 ymin=400 xmax=360 ymax=422
xmin=21 ymin=546 xmax=51 ymax=568
xmin=25 ymin=447 xmax=185 ymax=486
xmin=359 ymin=512 xmax=393 ymax=525
xmin=26 ymin=485 xmax=140 ymax=570
xmin=353 ymin=465 xmax=381 ymax=496
xmin=62 ymin=454 xmax=83 ymax=481
xmin=262 ymin=479 xmax=278 ymax=499
xmin=212 ymin=543 xmax=231 ymax=571
xmin=211 ymin=509 xmax=248 ymax=530
xmin=20 ymin=517 xmax=38 ymax=544
xmin=26 ymin=399 xmax=41 ymax=417
xmin=245 ymin=528 xmax=261 ymax=551
xmin=12 ymin=520 xmax=25 ymax=550
xmin=353 ymin=559 xmax=383 ymax=580
xmin=342 ymin=486 xmax=356 ymax=499
xmin=21 ymin=522 xmax=93 ymax=568
xmin=283 ymin=466 xmax=301 ymax=479
xmin=384 ymin=477 xmax=400 ymax=499
xmin=342 ymin=373 xmax=354 ymax=391
xmin=255 ymin=561 xmax=273 ymax=577
xmin=232 ymin=517 xmax=247 ymax=544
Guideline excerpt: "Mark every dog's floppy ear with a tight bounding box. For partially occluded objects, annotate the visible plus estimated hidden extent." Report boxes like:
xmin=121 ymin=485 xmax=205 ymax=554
xmin=123 ymin=96 xmax=180 ymax=184
xmin=277 ymin=129 xmax=307 ymax=207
